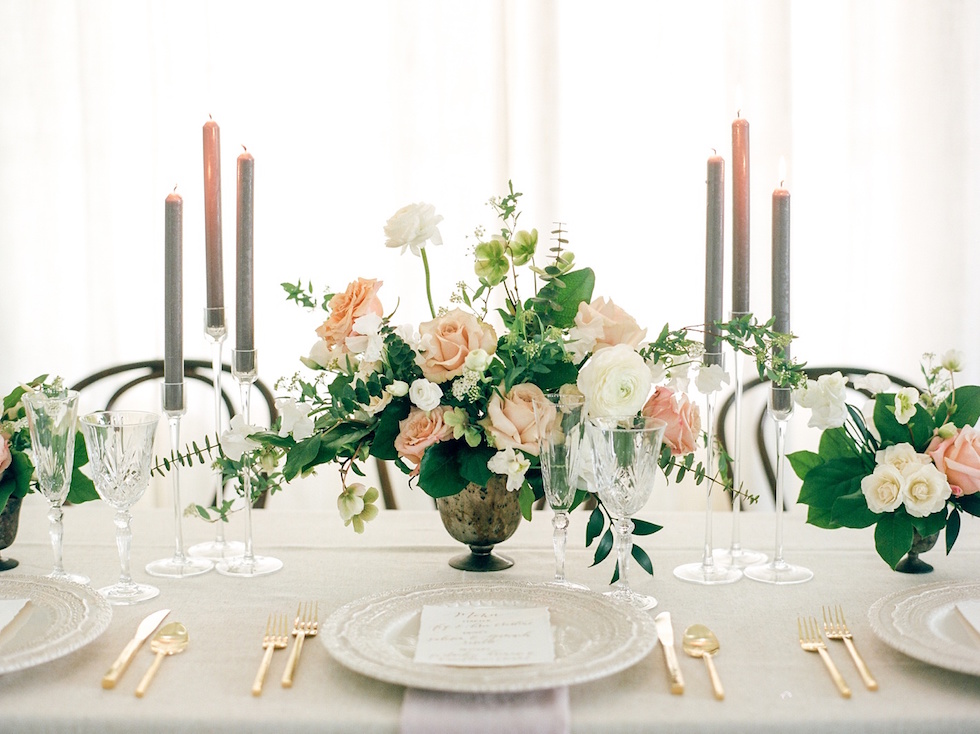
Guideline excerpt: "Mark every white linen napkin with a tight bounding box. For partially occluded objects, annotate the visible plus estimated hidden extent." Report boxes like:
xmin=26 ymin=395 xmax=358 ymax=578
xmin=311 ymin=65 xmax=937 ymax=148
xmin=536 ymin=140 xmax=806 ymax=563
xmin=400 ymin=686 xmax=570 ymax=734
xmin=0 ymin=598 xmax=31 ymax=649
xmin=954 ymin=601 xmax=980 ymax=645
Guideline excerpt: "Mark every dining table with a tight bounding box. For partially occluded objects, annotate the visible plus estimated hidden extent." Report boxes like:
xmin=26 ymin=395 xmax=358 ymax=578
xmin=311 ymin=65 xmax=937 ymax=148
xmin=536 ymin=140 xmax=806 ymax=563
xmin=1 ymin=494 xmax=979 ymax=733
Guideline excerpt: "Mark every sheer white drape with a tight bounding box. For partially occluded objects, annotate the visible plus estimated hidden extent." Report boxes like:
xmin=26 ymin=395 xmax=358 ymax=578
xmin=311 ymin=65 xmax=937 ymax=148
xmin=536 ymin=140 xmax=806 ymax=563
xmin=1 ymin=1 xmax=978 ymax=431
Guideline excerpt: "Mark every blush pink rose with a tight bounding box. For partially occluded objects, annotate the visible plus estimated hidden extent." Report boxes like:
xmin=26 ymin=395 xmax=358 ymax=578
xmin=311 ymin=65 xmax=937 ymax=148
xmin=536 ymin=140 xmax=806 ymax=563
xmin=574 ymin=297 xmax=647 ymax=352
xmin=927 ymin=425 xmax=980 ymax=496
xmin=482 ymin=383 xmax=549 ymax=455
xmin=315 ymin=278 xmax=384 ymax=350
xmin=641 ymin=386 xmax=701 ymax=455
xmin=393 ymin=406 xmax=454 ymax=472
xmin=417 ymin=309 xmax=497 ymax=383
xmin=0 ymin=435 xmax=11 ymax=482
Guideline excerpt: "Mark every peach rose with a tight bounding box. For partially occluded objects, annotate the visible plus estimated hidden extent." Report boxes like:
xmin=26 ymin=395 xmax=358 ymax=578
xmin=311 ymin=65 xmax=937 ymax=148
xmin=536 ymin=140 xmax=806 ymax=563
xmin=393 ymin=406 xmax=454 ymax=471
xmin=315 ymin=278 xmax=384 ymax=350
xmin=0 ymin=435 xmax=11 ymax=482
xmin=574 ymin=297 xmax=646 ymax=352
xmin=641 ymin=386 xmax=701 ymax=455
xmin=927 ymin=425 xmax=980 ymax=496
xmin=417 ymin=308 xmax=497 ymax=383
xmin=483 ymin=383 xmax=548 ymax=455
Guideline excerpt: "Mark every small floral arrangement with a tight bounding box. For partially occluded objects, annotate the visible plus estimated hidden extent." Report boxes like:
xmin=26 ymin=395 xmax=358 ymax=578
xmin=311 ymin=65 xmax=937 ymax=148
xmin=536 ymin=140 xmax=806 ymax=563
xmin=790 ymin=351 xmax=980 ymax=568
xmin=0 ymin=377 xmax=97 ymax=515
xmin=198 ymin=183 xmax=798 ymax=576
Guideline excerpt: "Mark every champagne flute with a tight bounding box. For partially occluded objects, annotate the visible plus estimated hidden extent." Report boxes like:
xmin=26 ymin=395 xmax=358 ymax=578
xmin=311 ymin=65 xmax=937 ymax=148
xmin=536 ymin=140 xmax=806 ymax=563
xmin=23 ymin=389 xmax=89 ymax=584
xmin=80 ymin=410 xmax=160 ymax=604
xmin=533 ymin=392 xmax=588 ymax=590
xmin=587 ymin=415 xmax=666 ymax=610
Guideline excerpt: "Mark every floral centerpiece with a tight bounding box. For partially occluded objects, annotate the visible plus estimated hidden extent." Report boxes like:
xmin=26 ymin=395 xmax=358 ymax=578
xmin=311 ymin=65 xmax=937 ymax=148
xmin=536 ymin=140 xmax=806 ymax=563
xmin=202 ymin=184 xmax=798 ymax=575
xmin=789 ymin=352 xmax=980 ymax=570
xmin=1 ymin=377 xmax=98 ymax=515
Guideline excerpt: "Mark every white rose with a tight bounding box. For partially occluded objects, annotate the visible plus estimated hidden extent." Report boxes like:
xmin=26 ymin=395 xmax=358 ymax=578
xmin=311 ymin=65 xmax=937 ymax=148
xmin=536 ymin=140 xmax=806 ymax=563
xmin=851 ymin=372 xmax=892 ymax=395
xmin=409 ymin=378 xmax=443 ymax=412
xmin=901 ymin=463 xmax=951 ymax=518
xmin=487 ymin=448 xmax=531 ymax=492
xmin=696 ymin=363 xmax=730 ymax=394
xmin=577 ymin=343 xmax=652 ymax=418
xmin=860 ymin=464 xmax=905 ymax=514
xmin=387 ymin=380 xmax=409 ymax=397
xmin=894 ymin=387 xmax=920 ymax=425
xmin=794 ymin=372 xmax=847 ymax=430
xmin=275 ymin=397 xmax=315 ymax=441
xmin=875 ymin=443 xmax=927 ymax=473
xmin=383 ymin=202 xmax=443 ymax=256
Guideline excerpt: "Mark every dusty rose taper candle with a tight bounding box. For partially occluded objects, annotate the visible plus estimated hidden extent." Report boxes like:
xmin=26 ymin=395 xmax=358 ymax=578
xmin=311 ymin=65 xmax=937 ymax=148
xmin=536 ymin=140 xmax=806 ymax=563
xmin=732 ymin=116 xmax=750 ymax=314
xmin=236 ymin=148 xmax=255 ymax=353
xmin=203 ymin=117 xmax=224 ymax=330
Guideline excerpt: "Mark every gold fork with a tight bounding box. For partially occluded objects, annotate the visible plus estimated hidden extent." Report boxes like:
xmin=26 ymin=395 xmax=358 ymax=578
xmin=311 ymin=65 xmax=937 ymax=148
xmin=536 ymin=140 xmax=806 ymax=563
xmin=281 ymin=602 xmax=319 ymax=688
xmin=252 ymin=613 xmax=289 ymax=696
xmin=823 ymin=605 xmax=878 ymax=691
xmin=798 ymin=616 xmax=851 ymax=698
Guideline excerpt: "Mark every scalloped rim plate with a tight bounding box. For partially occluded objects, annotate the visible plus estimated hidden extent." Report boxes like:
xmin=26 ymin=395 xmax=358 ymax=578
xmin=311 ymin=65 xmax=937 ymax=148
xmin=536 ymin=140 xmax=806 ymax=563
xmin=869 ymin=580 xmax=980 ymax=676
xmin=322 ymin=581 xmax=657 ymax=692
xmin=0 ymin=575 xmax=112 ymax=674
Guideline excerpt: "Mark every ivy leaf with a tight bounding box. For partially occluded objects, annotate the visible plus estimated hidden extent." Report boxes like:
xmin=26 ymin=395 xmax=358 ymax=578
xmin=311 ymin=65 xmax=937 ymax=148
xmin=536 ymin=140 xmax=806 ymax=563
xmin=417 ymin=441 xmax=468 ymax=498
xmin=787 ymin=450 xmax=822 ymax=481
xmin=370 ymin=400 xmax=411 ymax=461
xmin=830 ymin=491 xmax=877 ymax=529
xmin=911 ymin=509 xmax=947 ymax=538
xmin=818 ymin=427 xmax=859 ymax=461
xmin=874 ymin=512 xmax=914 ymax=569
xmin=283 ymin=435 xmax=322 ymax=481
xmin=798 ymin=457 xmax=864 ymax=510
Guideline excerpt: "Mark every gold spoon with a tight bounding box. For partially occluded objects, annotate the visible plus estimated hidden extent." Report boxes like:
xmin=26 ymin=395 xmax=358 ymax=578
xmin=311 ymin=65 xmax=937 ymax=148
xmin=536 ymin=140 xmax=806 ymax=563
xmin=134 ymin=622 xmax=188 ymax=698
xmin=682 ymin=624 xmax=724 ymax=700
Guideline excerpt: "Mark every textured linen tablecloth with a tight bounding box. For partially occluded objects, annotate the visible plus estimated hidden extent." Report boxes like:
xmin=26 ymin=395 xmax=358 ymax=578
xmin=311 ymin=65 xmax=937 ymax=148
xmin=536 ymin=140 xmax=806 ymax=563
xmin=1 ymin=496 xmax=979 ymax=733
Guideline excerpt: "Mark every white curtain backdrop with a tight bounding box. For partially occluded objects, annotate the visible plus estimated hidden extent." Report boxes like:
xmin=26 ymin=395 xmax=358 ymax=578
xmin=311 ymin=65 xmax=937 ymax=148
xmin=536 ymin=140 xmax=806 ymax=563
xmin=2 ymin=0 xmax=979 ymax=507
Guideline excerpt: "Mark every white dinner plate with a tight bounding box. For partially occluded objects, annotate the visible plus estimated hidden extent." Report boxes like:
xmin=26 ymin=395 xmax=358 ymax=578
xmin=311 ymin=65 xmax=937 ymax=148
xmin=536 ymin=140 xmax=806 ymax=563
xmin=0 ymin=575 xmax=112 ymax=674
xmin=322 ymin=581 xmax=657 ymax=692
xmin=869 ymin=580 xmax=980 ymax=676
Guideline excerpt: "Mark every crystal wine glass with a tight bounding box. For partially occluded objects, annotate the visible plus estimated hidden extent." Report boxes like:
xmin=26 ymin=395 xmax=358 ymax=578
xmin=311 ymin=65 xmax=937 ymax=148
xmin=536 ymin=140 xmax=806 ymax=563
xmin=587 ymin=415 xmax=667 ymax=610
xmin=80 ymin=410 xmax=160 ymax=604
xmin=533 ymin=392 xmax=588 ymax=590
xmin=23 ymin=389 xmax=89 ymax=585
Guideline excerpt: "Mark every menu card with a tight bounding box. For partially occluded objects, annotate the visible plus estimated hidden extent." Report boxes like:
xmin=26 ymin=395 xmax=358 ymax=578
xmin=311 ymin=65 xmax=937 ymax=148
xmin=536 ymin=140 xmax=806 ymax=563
xmin=414 ymin=605 xmax=555 ymax=667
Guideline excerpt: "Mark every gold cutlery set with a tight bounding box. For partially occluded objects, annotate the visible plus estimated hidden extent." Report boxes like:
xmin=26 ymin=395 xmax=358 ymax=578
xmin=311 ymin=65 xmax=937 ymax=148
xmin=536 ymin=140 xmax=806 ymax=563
xmin=100 ymin=602 xmax=320 ymax=698
xmin=797 ymin=605 xmax=878 ymax=698
xmin=656 ymin=606 xmax=877 ymax=700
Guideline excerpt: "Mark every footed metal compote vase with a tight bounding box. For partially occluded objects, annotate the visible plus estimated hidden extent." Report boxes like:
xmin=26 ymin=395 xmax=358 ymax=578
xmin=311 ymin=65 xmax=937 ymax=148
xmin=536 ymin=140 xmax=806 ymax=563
xmin=145 ymin=382 xmax=213 ymax=578
xmin=189 ymin=308 xmax=245 ymax=560
xmin=744 ymin=386 xmax=813 ymax=584
xmin=23 ymin=389 xmax=89 ymax=584
xmin=216 ymin=349 xmax=282 ymax=577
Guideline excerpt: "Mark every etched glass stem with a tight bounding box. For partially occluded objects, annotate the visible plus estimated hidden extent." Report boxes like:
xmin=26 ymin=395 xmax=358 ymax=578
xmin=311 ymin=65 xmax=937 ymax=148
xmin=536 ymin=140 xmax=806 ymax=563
xmin=614 ymin=517 xmax=634 ymax=591
xmin=47 ymin=504 xmax=65 ymax=575
xmin=552 ymin=510 xmax=569 ymax=583
xmin=114 ymin=510 xmax=134 ymax=588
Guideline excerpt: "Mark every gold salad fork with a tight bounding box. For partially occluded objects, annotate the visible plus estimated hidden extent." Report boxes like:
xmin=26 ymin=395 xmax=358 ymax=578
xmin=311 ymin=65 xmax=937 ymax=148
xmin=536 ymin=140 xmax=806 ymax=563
xmin=252 ymin=614 xmax=289 ymax=696
xmin=798 ymin=616 xmax=851 ymax=698
xmin=823 ymin=605 xmax=878 ymax=691
xmin=281 ymin=602 xmax=319 ymax=688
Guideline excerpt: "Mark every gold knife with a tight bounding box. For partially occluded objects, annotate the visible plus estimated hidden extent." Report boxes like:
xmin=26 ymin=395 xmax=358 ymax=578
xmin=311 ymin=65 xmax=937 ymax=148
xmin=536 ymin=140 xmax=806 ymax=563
xmin=102 ymin=609 xmax=171 ymax=689
xmin=654 ymin=611 xmax=685 ymax=694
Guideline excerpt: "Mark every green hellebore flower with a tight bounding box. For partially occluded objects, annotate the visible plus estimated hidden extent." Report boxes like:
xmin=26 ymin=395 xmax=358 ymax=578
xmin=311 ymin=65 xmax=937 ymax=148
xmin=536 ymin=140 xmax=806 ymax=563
xmin=474 ymin=238 xmax=509 ymax=286
xmin=507 ymin=228 xmax=538 ymax=266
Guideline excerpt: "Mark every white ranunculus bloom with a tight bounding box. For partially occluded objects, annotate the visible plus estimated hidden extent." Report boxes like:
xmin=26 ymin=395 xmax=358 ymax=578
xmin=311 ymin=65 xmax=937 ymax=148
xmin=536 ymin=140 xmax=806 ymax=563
xmin=794 ymin=372 xmax=848 ymax=430
xmin=220 ymin=414 xmax=263 ymax=462
xmin=696 ymin=363 xmax=730 ymax=394
xmin=940 ymin=349 xmax=965 ymax=373
xmin=875 ymin=443 xmax=928 ymax=473
xmin=275 ymin=398 xmax=315 ymax=441
xmin=851 ymin=372 xmax=892 ymax=395
xmin=860 ymin=463 xmax=905 ymax=514
xmin=383 ymin=202 xmax=444 ymax=256
xmin=577 ymin=343 xmax=652 ymax=418
xmin=894 ymin=387 xmax=920 ymax=425
xmin=409 ymin=378 xmax=443 ymax=412
xmin=901 ymin=463 xmax=951 ymax=517
xmin=487 ymin=447 xmax=531 ymax=492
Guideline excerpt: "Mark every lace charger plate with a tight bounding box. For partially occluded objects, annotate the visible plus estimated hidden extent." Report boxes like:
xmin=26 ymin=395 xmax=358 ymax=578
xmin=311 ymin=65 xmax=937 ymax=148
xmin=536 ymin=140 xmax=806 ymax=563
xmin=868 ymin=580 xmax=980 ymax=676
xmin=0 ymin=575 xmax=112 ymax=674
xmin=322 ymin=581 xmax=657 ymax=692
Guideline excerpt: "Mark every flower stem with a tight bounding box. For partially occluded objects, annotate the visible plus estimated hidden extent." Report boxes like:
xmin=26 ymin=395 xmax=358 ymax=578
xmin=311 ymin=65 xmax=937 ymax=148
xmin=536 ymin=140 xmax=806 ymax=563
xmin=421 ymin=248 xmax=436 ymax=319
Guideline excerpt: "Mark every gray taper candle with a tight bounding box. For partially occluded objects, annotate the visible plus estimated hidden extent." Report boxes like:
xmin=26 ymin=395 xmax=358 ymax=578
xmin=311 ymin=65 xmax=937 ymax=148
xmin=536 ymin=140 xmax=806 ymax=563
xmin=732 ymin=117 xmax=750 ymax=314
xmin=236 ymin=148 xmax=255 ymax=354
xmin=164 ymin=189 xmax=184 ymax=411
xmin=771 ymin=184 xmax=792 ymax=413
xmin=704 ymin=155 xmax=725 ymax=365
xmin=203 ymin=118 xmax=224 ymax=330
